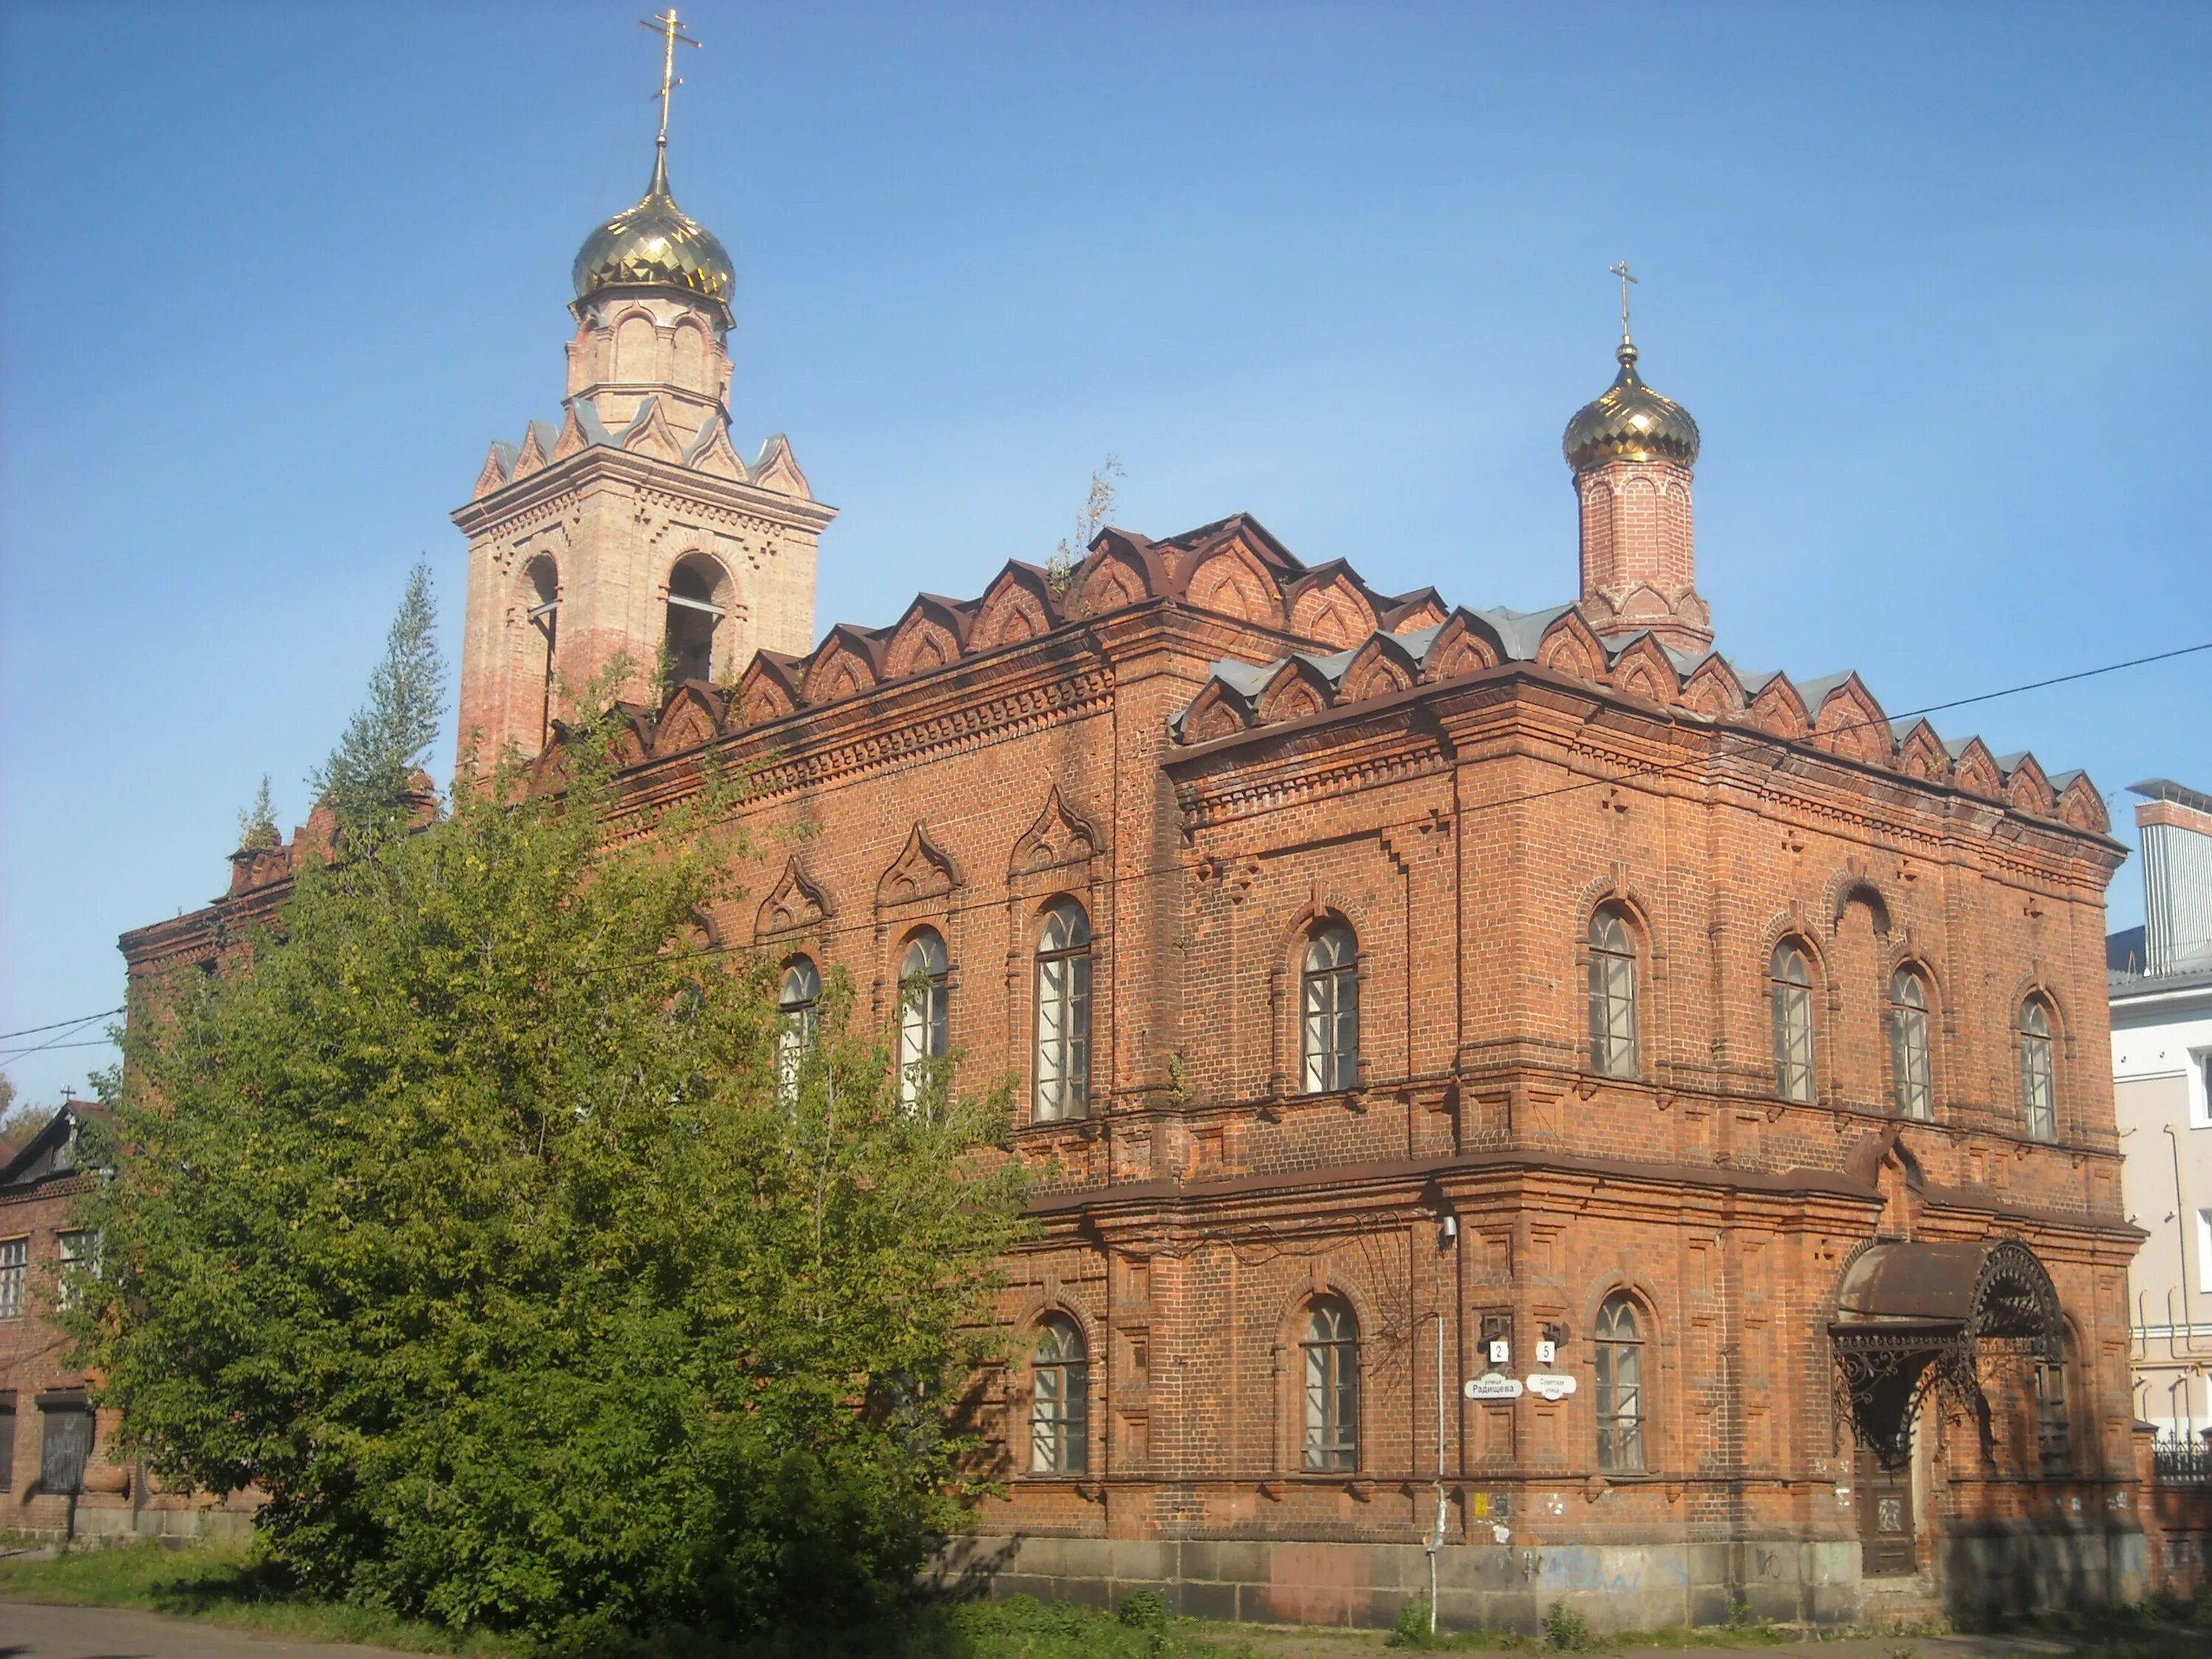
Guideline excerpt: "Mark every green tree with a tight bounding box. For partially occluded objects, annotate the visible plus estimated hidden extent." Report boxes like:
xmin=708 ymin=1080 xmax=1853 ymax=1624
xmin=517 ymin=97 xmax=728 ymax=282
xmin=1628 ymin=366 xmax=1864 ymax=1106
xmin=69 ymin=693 xmax=1025 ymax=1646
xmin=309 ymin=559 xmax=445 ymax=844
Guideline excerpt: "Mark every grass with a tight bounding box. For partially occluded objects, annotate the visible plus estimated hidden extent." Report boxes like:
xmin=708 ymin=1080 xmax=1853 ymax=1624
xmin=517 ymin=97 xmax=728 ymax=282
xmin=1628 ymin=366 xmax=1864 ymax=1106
xmin=0 ymin=1544 xmax=2207 ymax=1659
xmin=0 ymin=1539 xmax=513 ymax=1653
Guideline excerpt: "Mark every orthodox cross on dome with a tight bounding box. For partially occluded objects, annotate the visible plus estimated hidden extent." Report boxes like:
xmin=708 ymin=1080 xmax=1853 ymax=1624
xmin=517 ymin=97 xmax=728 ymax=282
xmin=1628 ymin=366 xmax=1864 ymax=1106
xmin=640 ymin=8 xmax=701 ymax=158
xmin=1609 ymin=260 xmax=1638 ymax=349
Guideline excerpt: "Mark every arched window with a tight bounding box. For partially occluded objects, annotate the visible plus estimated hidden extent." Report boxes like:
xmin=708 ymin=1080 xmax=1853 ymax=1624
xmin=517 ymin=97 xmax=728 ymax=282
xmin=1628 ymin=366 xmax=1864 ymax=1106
xmin=2020 ymin=998 xmax=2056 ymax=1141
xmin=1029 ymin=1313 xmax=1089 ymax=1474
xmin=663 ymin=555 xmax=726 ymax=694
xmin=1595 ymin=1293 xmax=1647 ymax=1473
xmin=1301 ymin=1298 xmax=1360 ymax=1471
xmin=1299 ymin=919 xmax=1359 ymax=1093
xmin=1033 ymin=899 xmax=1092 ymax=1121
xmin=1889 ymin=969 xmax=1933 ymax=1121
xmin=897 ymin=928 xmax=950 ymax=1109
xmin=1588 ymin=906 xmax=1638 ymax=1077
xmin=523 ymin=555 xmax=560 ymax=745
xmin=1770 ymin=942 xmax=1815 ymax=1103
xmin=776 ymin=957 xmax=821 ymax=1102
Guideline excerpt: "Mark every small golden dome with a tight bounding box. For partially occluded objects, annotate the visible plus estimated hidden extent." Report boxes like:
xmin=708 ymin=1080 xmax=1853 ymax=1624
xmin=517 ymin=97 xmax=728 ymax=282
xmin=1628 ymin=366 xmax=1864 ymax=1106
xmin=1562 ymin=342 xmax=1701 ymax=472
xmin=571 ymin=151 xmax=733 ymax=306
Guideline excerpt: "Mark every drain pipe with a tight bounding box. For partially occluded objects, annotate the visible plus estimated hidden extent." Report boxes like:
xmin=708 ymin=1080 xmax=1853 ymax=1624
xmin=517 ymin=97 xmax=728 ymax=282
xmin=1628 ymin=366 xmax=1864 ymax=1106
xmin=1429 ymin=1309 xmax=1447 ymax=1635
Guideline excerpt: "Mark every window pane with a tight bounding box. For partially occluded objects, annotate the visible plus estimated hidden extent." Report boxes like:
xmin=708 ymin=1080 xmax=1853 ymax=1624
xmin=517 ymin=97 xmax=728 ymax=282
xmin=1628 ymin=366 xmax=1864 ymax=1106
xmin=1772 ymin=947 xmax=1814 ymax=1103
xmin=1034 ymin=919 xmax=1092 ymax=1121
xmin=1300 ymin=928 xmax=1360 ymax=1094
xmin=2021 ymin=1012 xmax=2056 ymax=1140
xmin=1891 ymin=975 xmax=1932 ymax=1120
xmin=0 ymin=1237 xmax=24 ymax=1321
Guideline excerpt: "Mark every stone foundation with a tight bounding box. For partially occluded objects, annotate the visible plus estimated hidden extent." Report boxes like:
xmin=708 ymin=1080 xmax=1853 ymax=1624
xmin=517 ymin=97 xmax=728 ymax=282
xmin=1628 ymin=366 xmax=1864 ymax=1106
xmin=937 ymin=1526 xmax=2158 ymax=1632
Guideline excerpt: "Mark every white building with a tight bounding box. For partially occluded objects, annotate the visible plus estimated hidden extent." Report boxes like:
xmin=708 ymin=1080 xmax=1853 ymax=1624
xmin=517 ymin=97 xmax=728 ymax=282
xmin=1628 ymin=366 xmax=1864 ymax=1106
xmin=2112 ymin=778 xmax=2212 ymax=1441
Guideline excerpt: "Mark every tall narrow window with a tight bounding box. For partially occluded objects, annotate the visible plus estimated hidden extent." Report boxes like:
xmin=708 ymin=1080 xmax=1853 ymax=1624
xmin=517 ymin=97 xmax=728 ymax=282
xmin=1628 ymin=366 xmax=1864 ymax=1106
xmin=2035 ymin=1357 xmax=2072 ymax=1476
xmin=1889 ymin=970 xmax=1933 ymax=1121
xmin=0 ymin=1397 xmax=13 ymax=1492
xmin=2020 ymin=998 xmax=2056 ymax=1141
xmin=777 ymin=958 xmax=821 ymax=1103
xmin=56 ymin=1231 xmax=99 ymax=1313
xmin=1029 ymin=1313 xmax=1089 ymax=1474
xmin=1300 ymin=920 xmax=1360 ymax=1093
xmin=0 ymin=1237 xmax=24 ymax=1320
xmin=897 ymin=928 xmax=950 ymax=1109
xmin=524 ymin=556 xmax=559 ymax=747
xmin=1301 ymin=1298 xmax=1360 ymax=1471
xmin=1034 ymin=899 xmax=1092 ymax=1121
xmin=1588 ymin=907 xmax=1639 ymax=1077
xmin=1595 ymin=1293 xmax=1647 ymax=1472
xmin=1771 ymin=942 xmax=1815 ymax=1102
xmin=663 ymin=556 xmax=726 ymax=694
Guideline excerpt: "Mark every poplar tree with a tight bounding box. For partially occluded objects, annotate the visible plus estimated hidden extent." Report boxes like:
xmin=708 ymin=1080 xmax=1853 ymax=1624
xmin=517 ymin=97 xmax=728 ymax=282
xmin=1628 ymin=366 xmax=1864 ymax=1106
xmin=67 ymin=611 xmax=1026 ymax=1645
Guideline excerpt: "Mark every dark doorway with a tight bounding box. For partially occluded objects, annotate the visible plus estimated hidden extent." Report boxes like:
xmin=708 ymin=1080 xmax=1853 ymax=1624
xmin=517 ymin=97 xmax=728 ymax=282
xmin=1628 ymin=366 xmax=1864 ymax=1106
xmin=1855 ymin=1441 xmax=1917 ymax=1576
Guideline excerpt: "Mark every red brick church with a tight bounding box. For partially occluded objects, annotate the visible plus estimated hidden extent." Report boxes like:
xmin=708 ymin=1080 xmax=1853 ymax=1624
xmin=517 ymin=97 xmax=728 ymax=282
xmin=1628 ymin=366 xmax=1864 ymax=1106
xmin=122 ymin=94 xmax=2207 ymax=1630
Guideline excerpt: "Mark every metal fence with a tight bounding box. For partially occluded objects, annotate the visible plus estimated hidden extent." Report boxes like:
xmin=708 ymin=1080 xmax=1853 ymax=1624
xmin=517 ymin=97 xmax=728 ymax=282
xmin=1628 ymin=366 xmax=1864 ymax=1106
xmin=2153 ymin=1437 xmax=2212 ymax=1484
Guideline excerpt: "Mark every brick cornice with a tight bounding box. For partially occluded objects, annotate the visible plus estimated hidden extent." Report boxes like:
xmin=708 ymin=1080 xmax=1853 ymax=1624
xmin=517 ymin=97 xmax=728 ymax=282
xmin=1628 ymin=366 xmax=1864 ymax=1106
xmin=451 ymin=444 xmax=836 ymax=539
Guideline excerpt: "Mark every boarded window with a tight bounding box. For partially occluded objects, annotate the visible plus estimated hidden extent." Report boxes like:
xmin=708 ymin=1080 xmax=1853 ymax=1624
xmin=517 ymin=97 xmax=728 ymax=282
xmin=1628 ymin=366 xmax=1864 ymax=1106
xmin=40 ymin=1402 xmax=91 ymax=1495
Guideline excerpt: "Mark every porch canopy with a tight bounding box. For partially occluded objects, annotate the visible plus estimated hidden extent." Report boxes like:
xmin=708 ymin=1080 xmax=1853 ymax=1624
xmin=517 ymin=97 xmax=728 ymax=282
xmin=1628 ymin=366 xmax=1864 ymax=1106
xmin=1828 ymin=1237 xmax=2062 ymax=1467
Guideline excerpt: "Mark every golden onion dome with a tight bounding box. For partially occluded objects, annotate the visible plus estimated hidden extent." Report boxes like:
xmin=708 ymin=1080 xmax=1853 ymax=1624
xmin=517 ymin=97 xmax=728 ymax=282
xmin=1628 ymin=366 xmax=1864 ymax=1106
xmin=571 ymin=150 xmax=734 ymax=306
xmin=1562 ymin=341 xmax=1701 ymax=472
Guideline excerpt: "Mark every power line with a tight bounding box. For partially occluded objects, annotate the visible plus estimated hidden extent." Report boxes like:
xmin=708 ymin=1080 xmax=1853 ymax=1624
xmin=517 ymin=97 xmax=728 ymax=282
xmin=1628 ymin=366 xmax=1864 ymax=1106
xmin=0 ymin=1007 xmax=123 ymax=1044
xmin=0 ymin=1037 xmax=116 ymax=1061
xmin=0 ymin=1011 xmax=121 ymax=1065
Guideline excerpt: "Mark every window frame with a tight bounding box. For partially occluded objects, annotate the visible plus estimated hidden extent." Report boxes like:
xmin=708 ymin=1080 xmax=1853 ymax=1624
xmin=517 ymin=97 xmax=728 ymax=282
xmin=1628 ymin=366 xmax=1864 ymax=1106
xmin=1298 ymin=919 xmax=1360 ymax=1094
xmin=1032 ymin=898 xmax=1093 ymax=1123
xmin=1587 ymin=906 xmax=1640 ymax=1079
xmin=896 ymin=928 xmax=951 ymax=1109
xmin=55 ymin=1230 xmax=99 ymax=1314
xmin=1029 ymin=1312 xmax=1090 ymax=1475
xmin=1770 ymin=940 xmax=1815 ymax=1103
xmin=1888 ymin=968 xmax=1934 ymax=1121
xmin=1595 ymin=1292 xmax=1649 ymax=1474
xmin=776 ymin=956 xmax=822 ymax=1103
xmin=1301 ymin=1297 xmax=1360 ymax=1472
xmin=2019 ymin=997 xmax=2057 ymax=1142
xmin=0 ymin=1236 xmax=25 ymax=1321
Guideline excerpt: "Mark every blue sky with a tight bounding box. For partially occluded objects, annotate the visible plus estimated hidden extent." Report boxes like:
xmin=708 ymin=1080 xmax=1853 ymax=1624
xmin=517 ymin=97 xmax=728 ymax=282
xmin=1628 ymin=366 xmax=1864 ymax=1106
xmin=4 ymin=1 xmax=2208 ymax=1106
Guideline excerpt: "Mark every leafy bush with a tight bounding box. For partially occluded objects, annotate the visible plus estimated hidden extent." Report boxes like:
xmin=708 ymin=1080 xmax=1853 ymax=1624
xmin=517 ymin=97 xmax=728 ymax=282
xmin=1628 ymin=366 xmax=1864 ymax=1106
xmin=1118 ymin=1588 xmax=1168 ymax=1630
xmin=1542 ymin=1602 xmax=1593 ymax=1652
xmin=63 ymin=588 xmax=1029 ymax=1648
xmin=1389 ymin=1594 xmax=1436 ymax=1644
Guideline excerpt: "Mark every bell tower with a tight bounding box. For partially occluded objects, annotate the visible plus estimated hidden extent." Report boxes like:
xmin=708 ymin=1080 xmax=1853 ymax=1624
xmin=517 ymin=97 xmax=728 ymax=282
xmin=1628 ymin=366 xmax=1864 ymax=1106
xmin=453 ymin=10 xmax=832 ymax=764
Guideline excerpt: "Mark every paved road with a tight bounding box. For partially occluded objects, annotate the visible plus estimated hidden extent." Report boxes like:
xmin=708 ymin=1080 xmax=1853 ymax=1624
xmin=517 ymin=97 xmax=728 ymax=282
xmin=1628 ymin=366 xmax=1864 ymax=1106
xmin=0 ymin=1601 xmax=421 ymax=1658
